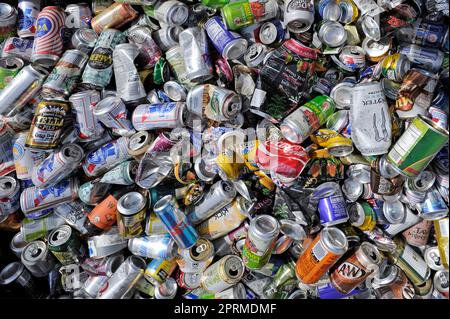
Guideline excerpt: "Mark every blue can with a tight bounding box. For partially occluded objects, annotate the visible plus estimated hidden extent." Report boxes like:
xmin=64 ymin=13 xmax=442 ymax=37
xmin=205 ymin=16 xmax=248 ymax=60
xmin=431 ymin=87 xmax=449 ymax=112
xmin=17 ymin=0 xmax=40 ymax=38
xmin=399 ymin=44 xmax=444 ymax=73
xmin=418 ymin=188 xmax=449 ymax=221
xmin=409 ymin=21 xmax=448 ymax=49
xmin=315 ymin=182 xmax=349 ymax=226
xmin=317 ymin=282 xmax=360 ymax=299
xmin=153 ymin=195 xmax=199 ymax=249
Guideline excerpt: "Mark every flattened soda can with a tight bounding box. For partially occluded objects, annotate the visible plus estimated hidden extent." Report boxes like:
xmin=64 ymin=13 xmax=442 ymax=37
xmin=42 ymin=49 xmax=89 ymax=99
xmin=26 ymin=100 xmax=71 ymax=150
xmin=82 ymin=29 xmax=126 ymax=89
xmin=82 ymin=136 xmax=131 ymax=177
xmin=12 ymin=132 xmax=34 ymax=180
xmin=387 ymin=115 xmax=449 ymax=178
xmin=0 ymin=176 xmax=21 ymax=218
xmin=20 ymin=178 xmax=79 ymax=218
xmin=295 ymin=227 xmax=348 ymax=284
xmin=17 ymin=0 xmax=40 ymax=38
xmin=69 ymin=90 xmax=105 ymax=141
xmin=31 ymin=144 xmax=84 ymax=188
xmin=31 ymin=6 xmax=66 ymax=67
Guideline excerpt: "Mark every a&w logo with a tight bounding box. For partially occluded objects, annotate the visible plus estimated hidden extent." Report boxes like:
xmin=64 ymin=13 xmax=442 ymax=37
xmin=336 ymin=262 xmax=366 ymax=279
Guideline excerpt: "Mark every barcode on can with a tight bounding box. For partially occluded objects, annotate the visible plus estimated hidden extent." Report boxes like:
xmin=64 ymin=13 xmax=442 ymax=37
xmin=389 ymin=123 xmax=424 ymax=164
xmin=312 ymin=240 xmax=328 ymax=261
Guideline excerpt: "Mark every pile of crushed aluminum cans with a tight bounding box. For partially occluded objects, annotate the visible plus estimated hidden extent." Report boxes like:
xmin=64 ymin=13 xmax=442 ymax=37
xmin=0 ymin=0 xmax=448 ymax=300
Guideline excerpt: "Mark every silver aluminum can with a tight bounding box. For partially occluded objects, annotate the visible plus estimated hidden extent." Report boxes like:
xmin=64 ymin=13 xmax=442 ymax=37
xmin=42 ymin=49 xmax=89 ymax=99
xmin=0 ymin=120 xmax=14 ymax=165
xmin=127 ymin=24 xmax=162 ymax=69
xmin=1 ymin=37 xmax=34 ymax=61
xmin=215 ymin=282 xmax=247 ymax=299
xmin=132 ymin=102 xmax=186 ymax=131
xmin=10 ymin=231 xmax=28 ymax=259
xmin=284 ymin=0 xmax=315 ymax=33
xmin=179 ymin=27 xmax=213 ymax=83
xmin=201 ymin=255 xmax=245 ymax=293
xmin=0 ymin=3 xmax=17 ymax=41
xmin=0 ymin=64 xmax=48 ymax=116
xmin=188 ymin=180 xmax=237 ymax=225
xmin=87 ymin=227 xmax=129 ymax=259
xmin=12 ymin=131 xmax=34 ymax=180
xmin=350 ymin=81 xmax=392 ymax=156
xmin=0 ymin=176 xmax=21 ymax=218
xmin=93 ymin=96 xmax=136 ymax=134
xmin=153 ymin=26 xmax=182 ymax=52
xmin=71 ymin=28 xmax=99 ymax=53
xmin=318 ymin=20 xmax=347 ymax=47
xmin=54 ymin=201 xmax=89 ymax=235
xmin=165 ymin=45 xmax=194 ymax=87
xmin=128 ymin=234 xmax=178 ymax=259
xmin=113 ymin=43 xmax=147 ymax=104
xmin=152 ymin=0 xmax=189 ymax=26
xmin=0 ymin=262 xmax=39 ymax=297
xmin=20 ymin=178 xmax=79 ymax=217
xmin=21 ymin=240 xmax=57 ymax=278
xmin=242 ymin=214 xmax=281 ymax=270
xmin=117 ymin=191 xmax=147 ymax=239
xmin=97 ymin=255 xmax=146 ymax=299
xmin=155 ymin=277 xmax=178 ymax=299
xmin=31 ymin=144 xmax=84 ymax=188
xmin=82 ymin=136 xmax=132 ymax=177
xmin=82 ymin=254 xmax=125 ymax=298
xmin=70 ymin=90 xmax=105 ymax=141
xmin=17 ymin=0 xmax=41 ymax=38
xmin=176 ymin=238 xmax=215 ymax=273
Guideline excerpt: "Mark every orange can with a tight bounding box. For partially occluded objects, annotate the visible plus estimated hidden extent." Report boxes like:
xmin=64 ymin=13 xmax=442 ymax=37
xmin=86 ymin=194 xmax=118 ymax=231
xmin=295 ymin=227 xmax=348 ymax=284
xmin=91 ymin=3 xmax=138 ymax=34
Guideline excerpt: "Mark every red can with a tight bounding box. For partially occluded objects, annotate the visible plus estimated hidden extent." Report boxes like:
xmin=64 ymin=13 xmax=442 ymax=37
xmin=256 ymin=139 xmax=310 ymax=178
xmin=31 ymin=6 xmax=66 ymax=67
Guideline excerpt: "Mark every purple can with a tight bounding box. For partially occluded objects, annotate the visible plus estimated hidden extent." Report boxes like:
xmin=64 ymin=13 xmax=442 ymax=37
xmin=317 ymin=282 xmax=361 ymax=299
xmin=205 ymin=16 xmax=248 ymax=60
xmin=314 ymin=182 xmax=349 ymax=226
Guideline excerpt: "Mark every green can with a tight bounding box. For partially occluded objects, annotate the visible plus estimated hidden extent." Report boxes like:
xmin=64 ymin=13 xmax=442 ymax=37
xmin=48 ymin=225 xmax=86 ymax=265
xmin=0 ymin=57 xmax=24 ymax=90
xmin=387 ymin=115 xmax=449 ymax=177
xmin=202 ymin=0 xmax=230 ymax=8
xmin=221 ymin=0 xmax=255 ymax=30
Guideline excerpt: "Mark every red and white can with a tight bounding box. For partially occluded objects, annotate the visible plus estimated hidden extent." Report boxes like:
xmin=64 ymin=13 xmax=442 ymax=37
xmin=31 ymin=6 xmax=66 ymax=67
xmin=69 ymin=90 xmax=104 ymax=141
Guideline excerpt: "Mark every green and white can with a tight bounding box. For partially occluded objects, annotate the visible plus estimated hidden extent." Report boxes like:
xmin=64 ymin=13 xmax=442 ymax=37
xmin=387 ymin=115 xmax=449 ymax=177
xmin=201 ymin=255 xmax=245 ymax=293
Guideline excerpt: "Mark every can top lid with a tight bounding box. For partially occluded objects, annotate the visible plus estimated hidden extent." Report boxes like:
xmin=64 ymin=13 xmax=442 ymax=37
xmin=0 ymin=56 xmax=24 ymax=69
xmin=189 ymin=238 xmax=214 ymax=261
xmin=356 ymin=242 xmax=382 ymax=267
xmin=22 ymin=241 xmax=48 ymax=263
xmin=433 ymin=270 xmax=449 ymax=293
xmin=251 ymin=214 xmax=280 ymax=238
xmin=362 ymin=37 xmax=390 ymax=58
xmin=319 ymin=21 xmax=347 ymax=47
xmin=382 ymin=200 xmax=406 ymax=224
xmin=424 ymin=246 xmax=445 ymax=271
xmin=153 ymin=194 xmax=176 ymax=213
xmin=342 ymin=178 xmax=364 ymax=201
xmin=321 ymin=227 xmax=348 ymax=254
xmin=348 ymin=202 xmax=365 ymax=227
xmin=0 ymin=3 xmax=14 ymax=18
xmin=223 ymin=255 xmax=245 ymax=280
xmin=163 ymin=81 xmax=187 ymax=102
xmin=323 ymin=2 xmax=342 ymax=22
xmin=259 ymin=22 xmax=278 ymax=45
xmin=0 ymin=176 xmax=17 ymax=197
xmin=408 ymin=170 xmax=436 ymax=192
xmin=330 ymin=81 xmax=354 ymax=109
xmin=0 ymin=262 xmax=24 ymax=286
xmin=117 ymin=192 xmax=147 ymax=216
xmin=93 ymin=96 xmax=124 ymax=116
xmin=326 ymin=110 xmax=349 ymax=132
xmin=372 ymin=261 xmax=398 ymax=287
xmin=280 ymin=219 xmax=306 ymax=241
xmin=359 ymin=15 xmax=381 ymax=41
xmin=223 ymin=38 xmax=248 ymax=60
xmin=128 ymin=131 xmax=151 ymax=152
xmin=61 ymin=144 xmax=85 ymax=163
xmin=48 ymin=225 xmax=73 ymax=247
xmin=10 ymin=231 xmax=27 ymax=251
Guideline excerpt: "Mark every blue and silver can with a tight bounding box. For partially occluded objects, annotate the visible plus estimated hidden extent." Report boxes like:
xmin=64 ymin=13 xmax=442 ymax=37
xmin=17 ymin=0 xmax=40 ymax=38
xmin=204 ymin=16 xmax=248 ymax=60
xmin=313 ymin=182 xmax=349 ymax=227
xmin=153 ymin=195 xmax=199 ymax=249
xmin=131 ymin=102 xmax=186 ymax=131
xmin=82 ymin=136 xmax=132 ymax=177
xmin=417 ymin=187 xmax=449 ymax=221
xmin=399 ymin=44 xmax=444 ymax=73
xmin=128 ymin=234 xmax=178 ymax=260
xmin=397 ymin=20 xmax=448 ymax=49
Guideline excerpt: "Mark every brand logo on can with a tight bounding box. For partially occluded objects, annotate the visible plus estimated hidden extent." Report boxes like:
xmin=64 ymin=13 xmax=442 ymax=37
xmin=36 ymin=17 xmax=53 ymax=37
xmin=336 ymin=261 xmax=366 ymax=279
xmin=18 ymin=8 xmax=35 ymax=30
